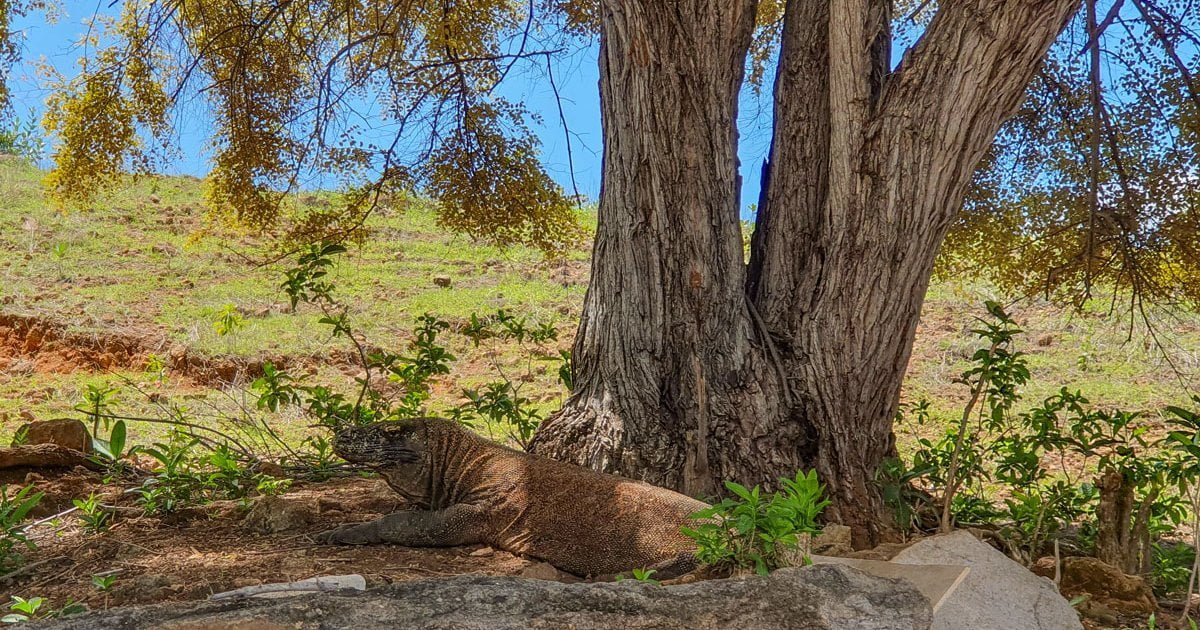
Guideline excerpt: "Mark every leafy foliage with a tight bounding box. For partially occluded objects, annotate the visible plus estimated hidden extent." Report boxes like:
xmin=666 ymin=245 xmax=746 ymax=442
xmin=132 ymin=432 xmax=291 ymax=516
xmin=257 ymin=245 xmax=566 ymax=459
xmin=0 ymin=485 xmax=42 ymax=574
xmin=894 ymin=303 xmax=1196 ymax=573
xmin=615 ymin=568 xmax=660 ymax=585
xmin=0 ymin=112 xmax=41 ymax=160
xmin=36 ymin=0 xmax=582 ymax=254
xmin=212 ymin=304 xmax=247 ymax=338
xmin=942 ymin=1 xmax=1200 ymax=309
xmin=89 ymin=419 xmax=130 ymax=477
xmin=72 ymin=493 xmax=112 ymax=533
xmin=1 ymin=596 xmax=85 ymax=624
xmin=78 ymin=384 xmax=118 ymax=435
xmin=682 ymin=470 xmax=830 ymax=576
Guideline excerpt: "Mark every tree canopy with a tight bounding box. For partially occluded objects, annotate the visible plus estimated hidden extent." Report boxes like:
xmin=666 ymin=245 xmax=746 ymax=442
xmin=0 ymin=0 xmax=1197 ymax=300
xmin=941 ymin=0 xmax=1200 ymax=310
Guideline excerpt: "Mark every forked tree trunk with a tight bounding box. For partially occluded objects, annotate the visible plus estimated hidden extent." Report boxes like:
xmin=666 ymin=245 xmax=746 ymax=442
xmin=529 ymin=0 xmax=805 ymax=496
xmin=1096 ymin=469 xmax=1157 ymax=575
xmin=533 ymin=0 xmax=1082 ymax=544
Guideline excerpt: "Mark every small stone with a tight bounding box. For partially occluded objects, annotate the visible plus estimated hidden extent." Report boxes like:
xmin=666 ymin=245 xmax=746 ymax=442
xmin=1036 ymin=334 xmax=1054 ymax=347
xmin=256 ymin=461 xmax=288 ymax=478
xmin=812 ymin=523 xmax=852 ymax=554
xmin=469 ymin=547 xmax=495 ymax=557
xmin=243 ymin=496 xmax=318 ymax=534
xmin=519 ymin=562 xmax=570 ymax=582
xmin=432 ymin=275 xmax=452 ymax=288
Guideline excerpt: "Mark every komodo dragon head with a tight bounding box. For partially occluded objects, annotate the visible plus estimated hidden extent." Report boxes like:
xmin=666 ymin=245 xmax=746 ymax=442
xmin=331 ymin=418 xmax=451 ymax=507
xmin=332 ymin=422 xmax=423 ymax=467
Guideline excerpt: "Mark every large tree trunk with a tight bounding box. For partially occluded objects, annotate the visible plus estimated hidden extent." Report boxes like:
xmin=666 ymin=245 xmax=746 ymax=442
xmin=530 ymin=0 xmax=805 ymax=497
xmin=534 ymin=0 xmax=1081 ymax=543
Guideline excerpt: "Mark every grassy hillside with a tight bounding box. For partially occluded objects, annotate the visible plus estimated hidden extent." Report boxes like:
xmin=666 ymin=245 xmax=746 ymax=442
xmin=1 ymin=156 xmax=1198 ymax=449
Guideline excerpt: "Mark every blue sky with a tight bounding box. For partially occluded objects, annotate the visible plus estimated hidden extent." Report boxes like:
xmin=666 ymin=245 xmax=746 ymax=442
xmin=5 ymin=2 xmax=778 ymax=215
xmin=13 ymin=3 xmax=1189 ymax=219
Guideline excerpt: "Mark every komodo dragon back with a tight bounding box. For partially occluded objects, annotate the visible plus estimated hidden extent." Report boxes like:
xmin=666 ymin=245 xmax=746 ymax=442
xmin=327 ymin=417 xmax=710 ymax=577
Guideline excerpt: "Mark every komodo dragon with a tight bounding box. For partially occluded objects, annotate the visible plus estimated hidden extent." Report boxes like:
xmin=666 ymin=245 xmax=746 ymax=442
xmin=316 ymin=417 xmax=709 ymax=578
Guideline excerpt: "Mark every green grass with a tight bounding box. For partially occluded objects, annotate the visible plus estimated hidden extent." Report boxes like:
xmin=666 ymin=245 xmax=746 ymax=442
xmin=1 ymin=157 xmax=1197 ymax=455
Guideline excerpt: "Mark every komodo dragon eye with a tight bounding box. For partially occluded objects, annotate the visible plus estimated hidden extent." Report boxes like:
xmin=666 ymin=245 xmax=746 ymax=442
xmin=332 ymin=424 xmax=420 ymax=466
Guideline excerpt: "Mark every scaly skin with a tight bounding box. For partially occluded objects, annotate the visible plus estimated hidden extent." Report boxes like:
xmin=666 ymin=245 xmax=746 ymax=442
xmin=317 ymin=417 xmax=708 ymax=578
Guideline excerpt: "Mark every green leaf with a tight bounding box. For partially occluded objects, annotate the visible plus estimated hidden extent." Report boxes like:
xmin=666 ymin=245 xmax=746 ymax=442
xmin=109 ymin=421 xmax=126 ymax=460
xmin=723 ymin=481 xmax=754 ymax=502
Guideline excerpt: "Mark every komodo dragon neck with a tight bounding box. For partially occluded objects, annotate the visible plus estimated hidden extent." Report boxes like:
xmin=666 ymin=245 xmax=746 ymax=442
xmin=408 ymin=422 xmax=505 ymax=509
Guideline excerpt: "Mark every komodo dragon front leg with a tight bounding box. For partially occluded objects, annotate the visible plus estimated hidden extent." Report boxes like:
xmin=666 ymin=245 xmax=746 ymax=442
xmin=317 ymin=504 xmax=489 ymax=547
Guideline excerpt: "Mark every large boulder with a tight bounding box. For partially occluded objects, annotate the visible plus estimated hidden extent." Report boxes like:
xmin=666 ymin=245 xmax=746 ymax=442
xmin=892 ymin=530 xmax=1082 ymax=630
xmin=43 ymin=564 xmax=933 ymax=630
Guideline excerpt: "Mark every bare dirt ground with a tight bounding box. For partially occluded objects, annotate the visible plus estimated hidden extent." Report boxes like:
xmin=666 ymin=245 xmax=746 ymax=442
xmin=0 ymin=312 xmax=360 ymax=388
xmin=3 ymin=471 xmax=533 ymax=611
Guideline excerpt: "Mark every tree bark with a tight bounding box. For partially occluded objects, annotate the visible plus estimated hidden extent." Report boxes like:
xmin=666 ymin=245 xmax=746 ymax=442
xmin=1096 ymin=469 xmax=1157 ymax=575
xmin=534 ymin=0 xmax=1082 ymax=543
xmin=530 ymin=0 xmax=802 ymax=498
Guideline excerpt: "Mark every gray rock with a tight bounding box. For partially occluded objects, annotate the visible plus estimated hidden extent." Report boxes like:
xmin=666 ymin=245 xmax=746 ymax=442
xmin=43 ymin=564 xmax=932 ymax=630
xmin=892 ymin=530 xmax=1082 ymax=630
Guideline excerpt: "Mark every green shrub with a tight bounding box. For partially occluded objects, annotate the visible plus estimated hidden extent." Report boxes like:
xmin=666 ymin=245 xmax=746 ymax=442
xmin=72 ymin=493 xmax=112 ymax=533
xmin=681 ymin=469 xmax=830 ymax=575
xmin=0 ymin=486 xmax=43 ymax=574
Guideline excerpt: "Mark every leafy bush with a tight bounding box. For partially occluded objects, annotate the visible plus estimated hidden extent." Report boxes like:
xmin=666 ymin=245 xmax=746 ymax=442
xmin=682 ymin=470 xmax=830 ymax=575
xmin=892 ymin=303 xmax=1195 ymax=570
xmin=132 ymin=432 xmax=289 ymax=515
xmin=135 ymin=435 xmax=204 ymax=515
xmin=72 ymin=493 xmax=112 ymax=533
xmin=451 ymin=382 xmax=544 ymax=450
xmin=0 ymin=486 xmax=43 ymax=574
xmin=212 ymin=303 xmax=247 ymax=338
xmin=1152 ymin=541 xmax=1195 ymax=597
xmin=266 ymin=244 xmax=566 ymax=453
xmin=77 ymin=384 xmax=118 ymax=436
